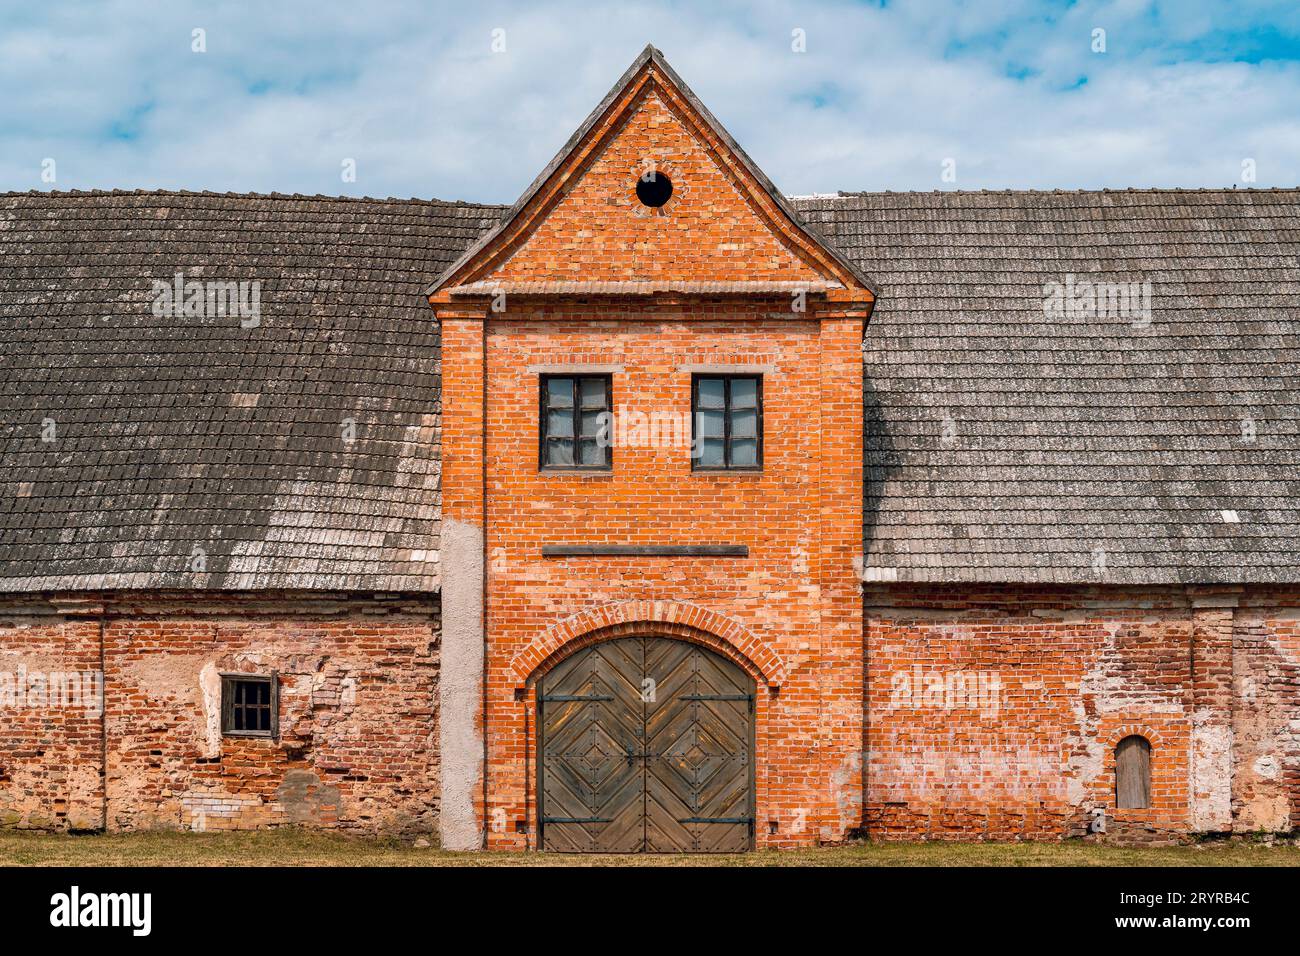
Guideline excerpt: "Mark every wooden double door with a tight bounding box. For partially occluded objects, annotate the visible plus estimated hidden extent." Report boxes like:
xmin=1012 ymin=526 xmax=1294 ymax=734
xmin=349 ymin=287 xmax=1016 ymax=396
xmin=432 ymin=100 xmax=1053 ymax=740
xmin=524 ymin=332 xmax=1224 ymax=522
xmin=538 ymin=636 xmax=754 ymax=852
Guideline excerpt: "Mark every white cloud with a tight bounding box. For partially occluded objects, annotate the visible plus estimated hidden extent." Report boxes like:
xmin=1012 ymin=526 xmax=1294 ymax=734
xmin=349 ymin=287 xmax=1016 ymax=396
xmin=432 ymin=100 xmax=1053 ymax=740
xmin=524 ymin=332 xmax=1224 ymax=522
xmin=2 ymin=0 xmax=1298 ymax=200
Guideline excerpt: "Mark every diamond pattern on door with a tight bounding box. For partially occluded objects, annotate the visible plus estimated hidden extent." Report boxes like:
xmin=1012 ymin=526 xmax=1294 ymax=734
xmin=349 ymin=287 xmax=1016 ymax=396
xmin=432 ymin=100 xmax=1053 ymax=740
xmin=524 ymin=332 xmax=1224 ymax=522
xmin=539 ymin=636 xmax=754 ymax=852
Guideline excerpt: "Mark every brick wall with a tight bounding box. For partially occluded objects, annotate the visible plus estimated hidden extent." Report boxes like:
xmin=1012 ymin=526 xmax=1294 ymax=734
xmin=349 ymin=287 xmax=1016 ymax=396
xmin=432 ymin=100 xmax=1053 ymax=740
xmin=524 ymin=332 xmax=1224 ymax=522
xmin=864 ymin=584 xmax=1300 ymax=842
xmin=464 ymin=305 xmax=864 ymax=849
xmin=1232 ymin=591 xmax=1300 ymax=832
xmin=0 ymin=606 xmax=102 ymax=830
xmin=0 ymin=592 xmax=439 ymax=836
xmin=430 ymin=52 xmax=872 ymax=850
xmin=488 ymin=86 xmax=827 ymax=285
xmin=4 ymin=582 xmax=1298 ymax=843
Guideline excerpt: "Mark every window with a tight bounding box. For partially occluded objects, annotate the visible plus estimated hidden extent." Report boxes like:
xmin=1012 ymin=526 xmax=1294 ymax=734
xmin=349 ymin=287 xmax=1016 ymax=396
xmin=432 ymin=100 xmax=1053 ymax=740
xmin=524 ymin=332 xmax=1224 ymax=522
xmin=540 ymin=375 xmax=611 ymax=469
xmin=692 ymin=375 xmax=762 ymax=470
xmin=221 ymin=674 xmax=278 ymax=738
xmin=1115 ymin=735 xmax=1152 ymax=809
xmin=635 ymin=172 xmax=673 ymax=207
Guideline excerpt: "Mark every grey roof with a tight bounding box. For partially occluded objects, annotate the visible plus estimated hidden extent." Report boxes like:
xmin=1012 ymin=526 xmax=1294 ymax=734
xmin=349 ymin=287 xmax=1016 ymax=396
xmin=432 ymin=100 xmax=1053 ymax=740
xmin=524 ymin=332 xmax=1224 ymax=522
xmin=2 ymin=186 xmax=1298 ymax=591
xmin=0 ymin=190 xmax=502 ymax=592
xmin=794 ymin=187 xmax=1300 ymax=585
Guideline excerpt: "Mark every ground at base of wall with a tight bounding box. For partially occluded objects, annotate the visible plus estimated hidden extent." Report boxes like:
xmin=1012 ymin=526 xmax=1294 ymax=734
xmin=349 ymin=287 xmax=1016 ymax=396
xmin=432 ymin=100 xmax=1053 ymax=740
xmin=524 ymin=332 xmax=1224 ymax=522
xmin=2 ymin=831 xmax=1299 ymax=867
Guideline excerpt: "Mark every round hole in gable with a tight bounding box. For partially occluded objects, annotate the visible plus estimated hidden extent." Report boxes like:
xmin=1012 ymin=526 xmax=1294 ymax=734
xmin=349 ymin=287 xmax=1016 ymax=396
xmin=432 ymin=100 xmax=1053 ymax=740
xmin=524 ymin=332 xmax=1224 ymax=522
xmin=635 ymin=173 xmax=674 ymax=208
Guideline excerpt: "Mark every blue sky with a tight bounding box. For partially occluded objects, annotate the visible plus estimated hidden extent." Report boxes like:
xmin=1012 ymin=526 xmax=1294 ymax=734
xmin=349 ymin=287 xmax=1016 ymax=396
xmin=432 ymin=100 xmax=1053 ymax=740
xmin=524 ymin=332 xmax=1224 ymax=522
xmin=2 ymin=0 xmax=1299 ymax=201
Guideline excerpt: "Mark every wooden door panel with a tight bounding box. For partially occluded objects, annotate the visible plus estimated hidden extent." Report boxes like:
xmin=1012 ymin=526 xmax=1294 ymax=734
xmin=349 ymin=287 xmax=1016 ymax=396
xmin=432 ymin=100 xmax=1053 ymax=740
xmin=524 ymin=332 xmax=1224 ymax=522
xmin=643 ymin=640 xmax=753 ymax=853
xmin=1116 ymin=734 xmax=1152 ymax=809
xmin=540 ymin=636 xmax=753 ymax=853
xmin=540 ymin=638 xmax=644 ymax=852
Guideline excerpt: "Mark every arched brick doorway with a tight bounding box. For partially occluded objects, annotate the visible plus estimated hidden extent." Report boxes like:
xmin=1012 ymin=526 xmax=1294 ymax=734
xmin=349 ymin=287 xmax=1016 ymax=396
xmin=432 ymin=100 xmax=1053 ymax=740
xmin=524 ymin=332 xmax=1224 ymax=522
xmin=537 ymin=635 xmax=755 ymax=853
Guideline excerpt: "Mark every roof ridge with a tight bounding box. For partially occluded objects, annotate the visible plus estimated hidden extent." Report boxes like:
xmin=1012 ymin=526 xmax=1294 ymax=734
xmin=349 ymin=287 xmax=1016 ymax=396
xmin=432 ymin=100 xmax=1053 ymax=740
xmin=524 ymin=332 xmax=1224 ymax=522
xmin=0 ymin=188 xmax=509 ymax=209
xmin=9 ymin=185 xmax=1295 ymax=207
xmin=804 ymin=186 xmax=1300 ymax=199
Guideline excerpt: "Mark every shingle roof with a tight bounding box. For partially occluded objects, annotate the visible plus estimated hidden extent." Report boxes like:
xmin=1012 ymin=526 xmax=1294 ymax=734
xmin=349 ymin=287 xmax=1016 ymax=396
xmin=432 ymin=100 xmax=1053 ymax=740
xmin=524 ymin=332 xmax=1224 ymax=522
xmin=2 ymin=186 xmax=1298 ymax=591
xmin=0 ymin=190 xmax=503 ymax=592
xmin=794 ymin=187 xmax=1300 ymax=585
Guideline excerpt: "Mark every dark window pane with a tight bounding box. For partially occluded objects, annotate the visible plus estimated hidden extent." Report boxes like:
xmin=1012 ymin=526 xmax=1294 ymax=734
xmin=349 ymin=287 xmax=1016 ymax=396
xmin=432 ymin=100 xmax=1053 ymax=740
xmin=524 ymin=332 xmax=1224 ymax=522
xmin=579 ymin=377 xmax=606 ymax=409
xmin=730 ymin=377 xmax=758 ymax=409
xmin=224 ymin=677 xmax=274 ymax=735
xmin=546 ymin=377 xmax=574 ymax=408
xmin=547 ymin=409 xmax=574 ymax=438
xmin=547 ymin=438 xmax=574 ymax=465
xmin=730 ymin=438 xmax=758 ymax=466
xmin=730 ymin=408 xmax=757 ymax=439
xmin=542 ymin=375 xmax=609 ymax=469
xmin=691 ymin=374 xmax=762 ymax=470
xmin=580 ymin=410 xmax=605 ymax=439
xmin=696 ymin=409 xmax=724 ymax=439
xmin=699 ymin=438 xmax=725 ymax=467
xmin=697 ymin=378 xmax=725 ymax=408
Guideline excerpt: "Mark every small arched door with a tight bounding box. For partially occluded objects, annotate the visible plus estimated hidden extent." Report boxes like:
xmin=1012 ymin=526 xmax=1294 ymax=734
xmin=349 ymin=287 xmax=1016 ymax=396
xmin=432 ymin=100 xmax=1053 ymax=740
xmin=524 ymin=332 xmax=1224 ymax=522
xmin=537 ymin=636 xmax=754 ymax=852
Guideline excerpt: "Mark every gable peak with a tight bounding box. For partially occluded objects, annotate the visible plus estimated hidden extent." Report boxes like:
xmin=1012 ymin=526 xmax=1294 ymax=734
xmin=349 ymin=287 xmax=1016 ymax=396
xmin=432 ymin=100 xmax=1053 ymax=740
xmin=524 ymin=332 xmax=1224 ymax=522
xmin=428 ymin=45 xmax=875 ymax=299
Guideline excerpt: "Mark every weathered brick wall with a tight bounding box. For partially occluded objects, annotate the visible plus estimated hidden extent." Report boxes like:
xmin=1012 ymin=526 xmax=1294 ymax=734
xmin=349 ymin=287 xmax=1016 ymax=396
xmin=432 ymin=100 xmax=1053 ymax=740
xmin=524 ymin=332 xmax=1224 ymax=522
xmin=0 ymin=592 xmax=439 ymax=835
xmin=1231 ymin=589 xmax=1300 ymax=833
xmin=5 ymin=580 xmax=1298 ymax=844
xmin=471 ymin=307 xmax=864 ymax=849
xmin=864 ymin=584 xmax=1300 ymax=842
xmin=0 ymin=604 xmax=103 ymax=830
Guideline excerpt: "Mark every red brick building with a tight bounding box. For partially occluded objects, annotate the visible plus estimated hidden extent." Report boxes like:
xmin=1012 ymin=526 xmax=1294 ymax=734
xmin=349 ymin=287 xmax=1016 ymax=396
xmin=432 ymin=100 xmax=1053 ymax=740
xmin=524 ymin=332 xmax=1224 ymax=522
xmin=2 ymin=46 xmax=1299 ymax=850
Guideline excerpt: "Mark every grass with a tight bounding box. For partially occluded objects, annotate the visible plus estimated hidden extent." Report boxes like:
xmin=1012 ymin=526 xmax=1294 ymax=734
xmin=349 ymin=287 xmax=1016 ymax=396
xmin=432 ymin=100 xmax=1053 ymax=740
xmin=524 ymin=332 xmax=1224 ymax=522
xmin=1 ymin=829 xmax=1298 ymax=866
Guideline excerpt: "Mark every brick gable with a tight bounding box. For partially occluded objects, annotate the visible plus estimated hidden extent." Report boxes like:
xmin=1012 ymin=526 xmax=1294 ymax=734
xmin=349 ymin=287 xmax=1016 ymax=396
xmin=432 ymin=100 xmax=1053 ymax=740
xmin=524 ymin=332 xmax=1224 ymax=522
xmin=486 ymin=86 xmax=823 ymax=285
xmin=430 ymin=45 xmax=873 ymax=301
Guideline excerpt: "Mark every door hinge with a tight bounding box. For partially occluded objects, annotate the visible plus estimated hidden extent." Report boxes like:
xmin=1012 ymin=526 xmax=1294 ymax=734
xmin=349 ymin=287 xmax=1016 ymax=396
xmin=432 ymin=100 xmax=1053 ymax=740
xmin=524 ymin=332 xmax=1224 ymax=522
xmin=678 ymin=816 xmax=754 ymax=824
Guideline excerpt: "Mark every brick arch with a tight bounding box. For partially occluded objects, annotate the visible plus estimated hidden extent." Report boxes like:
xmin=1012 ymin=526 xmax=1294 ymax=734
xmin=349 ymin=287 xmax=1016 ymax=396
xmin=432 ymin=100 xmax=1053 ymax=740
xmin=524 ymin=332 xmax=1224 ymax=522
xmin=510 ymin=600 xmax=786 ymax=689
xmin=1105 ymin=726 xmax=1166 ymax=751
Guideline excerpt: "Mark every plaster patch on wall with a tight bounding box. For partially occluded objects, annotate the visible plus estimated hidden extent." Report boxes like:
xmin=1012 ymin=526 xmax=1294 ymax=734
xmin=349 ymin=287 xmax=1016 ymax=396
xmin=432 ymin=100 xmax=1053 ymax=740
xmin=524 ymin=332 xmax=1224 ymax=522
xmin=1190 ymin=716 xmax=1233 ymax=831
xmin=198 ymin=662 xmax=221 ymax=759
xmin=1230 ymin=623 xmax=1300 ymax=833
xmin=1253 ymin=754 xmax=1281 ymax=780
xmin=276 ymin=769 xmax=342 ymax=824
xmin=1068 ymin=730 xmax=1106 ymax=808
xmin=1241 ymin=792 xmax=1290 ymax=831
xmin=832 ymin=749 xmax=864 ymax=835
xmin=0 ymin=648 xmax=63 ymax=672
xmin=439 ymin=517 xmax=485 ymax=851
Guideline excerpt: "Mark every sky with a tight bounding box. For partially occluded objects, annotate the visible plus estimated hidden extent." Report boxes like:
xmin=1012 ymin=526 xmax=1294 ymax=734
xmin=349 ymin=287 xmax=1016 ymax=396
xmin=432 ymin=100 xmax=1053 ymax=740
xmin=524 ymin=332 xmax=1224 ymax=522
xmin=2 ymin=0 xmax=1299 ymax=202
